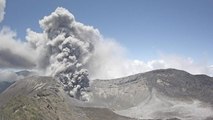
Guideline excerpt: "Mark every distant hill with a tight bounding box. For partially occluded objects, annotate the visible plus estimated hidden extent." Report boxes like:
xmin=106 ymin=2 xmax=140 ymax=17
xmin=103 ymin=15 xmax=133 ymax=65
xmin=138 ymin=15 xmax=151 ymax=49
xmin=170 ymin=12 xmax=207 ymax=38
xmin=15 ymin=70 xmax=32 ymax=77
xmin=0 ymin=81 xmax=14 ymax=94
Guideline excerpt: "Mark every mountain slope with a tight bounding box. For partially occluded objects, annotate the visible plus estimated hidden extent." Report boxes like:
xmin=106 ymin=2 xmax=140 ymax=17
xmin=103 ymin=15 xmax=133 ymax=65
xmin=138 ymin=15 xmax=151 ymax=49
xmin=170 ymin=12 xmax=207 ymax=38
xmin=0 ymin=76 xmax=135 ymax=120
xmin=0 ymin=69 xmax=213 ymax=120
xmin=90 ymin=69 xmax=213 ymax=120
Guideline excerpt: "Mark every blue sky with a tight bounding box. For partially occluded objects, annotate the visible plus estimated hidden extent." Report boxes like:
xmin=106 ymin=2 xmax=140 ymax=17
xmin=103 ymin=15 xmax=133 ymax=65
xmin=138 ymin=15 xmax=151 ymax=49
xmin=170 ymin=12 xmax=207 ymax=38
xmin=1 ymin=0 xmax=213 ymax=63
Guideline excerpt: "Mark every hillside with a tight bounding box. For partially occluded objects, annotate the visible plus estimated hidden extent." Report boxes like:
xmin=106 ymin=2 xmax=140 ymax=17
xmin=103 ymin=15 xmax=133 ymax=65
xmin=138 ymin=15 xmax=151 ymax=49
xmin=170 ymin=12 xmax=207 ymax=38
xmin=0 ymin=69 xmax=213 ymax=120
xmin=0 ymin=76 xmax=135 ymax=120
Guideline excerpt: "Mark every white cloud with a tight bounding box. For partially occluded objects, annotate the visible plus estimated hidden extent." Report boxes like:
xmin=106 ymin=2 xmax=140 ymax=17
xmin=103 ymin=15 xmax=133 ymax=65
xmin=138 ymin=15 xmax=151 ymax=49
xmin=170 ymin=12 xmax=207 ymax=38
xmin=0 ymin=0 xmax=6 ymax=22
xmin=87 ymin=39 xmax=213 ymax=79
xmin=0 ymin=27 xmax=36 ymax=69
xmin=0 ymin=70 xmax=19 ymax=82
xmin=155 ymin=55 xmax=213 ymax=76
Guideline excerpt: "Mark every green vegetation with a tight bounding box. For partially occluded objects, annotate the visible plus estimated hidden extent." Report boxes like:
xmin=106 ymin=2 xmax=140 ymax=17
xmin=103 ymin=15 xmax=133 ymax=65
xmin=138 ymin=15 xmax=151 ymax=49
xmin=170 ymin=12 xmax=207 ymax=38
xmin=0 ymin=96 xmax=43 ymax=120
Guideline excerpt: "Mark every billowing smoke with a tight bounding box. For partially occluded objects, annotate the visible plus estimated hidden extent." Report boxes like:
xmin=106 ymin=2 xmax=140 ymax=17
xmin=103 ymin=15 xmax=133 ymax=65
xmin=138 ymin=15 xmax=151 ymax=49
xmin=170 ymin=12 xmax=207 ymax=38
xmin=26 ymin=7 xmax=101 ymax=100
xmin=0 ymin=0 xmax=6 ymax=22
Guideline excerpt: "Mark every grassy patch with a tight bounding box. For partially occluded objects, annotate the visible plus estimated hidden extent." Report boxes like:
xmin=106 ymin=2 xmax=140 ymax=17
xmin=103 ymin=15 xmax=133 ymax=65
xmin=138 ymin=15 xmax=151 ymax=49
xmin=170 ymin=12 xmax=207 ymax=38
xmin=0 ymin=96 xmax=43 ymax=120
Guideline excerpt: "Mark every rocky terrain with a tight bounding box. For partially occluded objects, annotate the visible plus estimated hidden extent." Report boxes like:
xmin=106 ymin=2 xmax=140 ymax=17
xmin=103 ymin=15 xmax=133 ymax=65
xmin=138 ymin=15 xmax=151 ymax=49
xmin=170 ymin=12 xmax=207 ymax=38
xmin=0 ymin=76 xmax=135 ymax=120
xmin=89 ymin=69 xmax=213 ymax=120
xmin=0 ymin=69 xmax=213 ymax=120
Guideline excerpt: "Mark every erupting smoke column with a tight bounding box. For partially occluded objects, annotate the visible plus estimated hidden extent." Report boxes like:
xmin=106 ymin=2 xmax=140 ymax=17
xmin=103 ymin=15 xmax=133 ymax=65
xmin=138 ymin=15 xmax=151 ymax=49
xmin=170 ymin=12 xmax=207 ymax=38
xmin=27 ymin=7 xmax=101 ymax=101
xmin=40 ymin=8 xmax=91 ymax=100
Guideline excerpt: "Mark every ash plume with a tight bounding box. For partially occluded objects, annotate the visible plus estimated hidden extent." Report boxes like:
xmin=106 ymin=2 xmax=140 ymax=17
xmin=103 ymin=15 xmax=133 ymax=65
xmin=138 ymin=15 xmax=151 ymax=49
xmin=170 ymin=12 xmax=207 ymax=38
xmin=26 ymin=7 xmax=101 ymax=100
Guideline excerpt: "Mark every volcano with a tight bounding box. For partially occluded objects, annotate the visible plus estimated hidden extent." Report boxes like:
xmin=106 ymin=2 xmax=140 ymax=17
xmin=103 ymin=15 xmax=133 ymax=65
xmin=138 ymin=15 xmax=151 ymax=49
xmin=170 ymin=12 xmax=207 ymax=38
xmin=0 ymin=69 xmax=213 ymax=120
